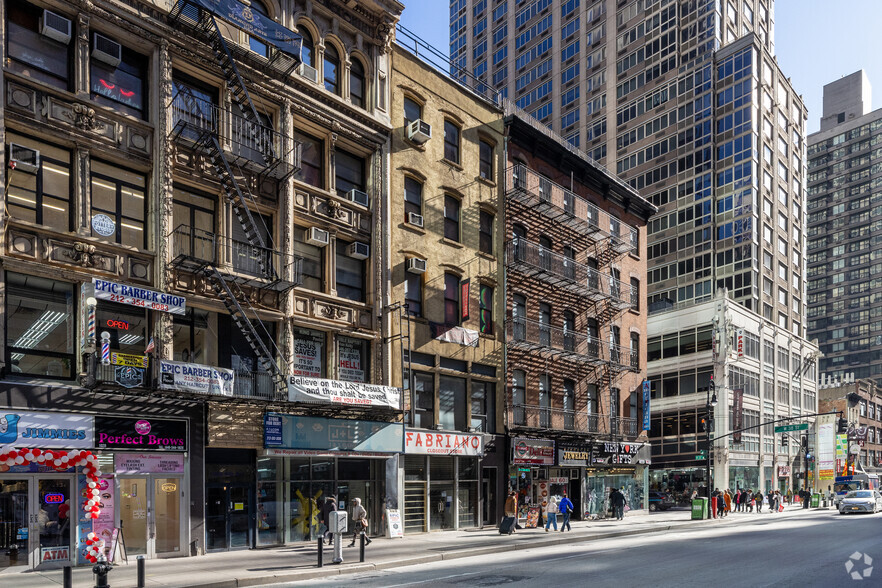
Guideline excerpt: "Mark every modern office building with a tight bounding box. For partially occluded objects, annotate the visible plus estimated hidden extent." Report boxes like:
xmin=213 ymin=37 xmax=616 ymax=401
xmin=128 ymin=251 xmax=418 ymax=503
xmin=457 ymin=0 xmax=816 ymax=496
xmin=806 ymin=71 xmax=882 ymax=385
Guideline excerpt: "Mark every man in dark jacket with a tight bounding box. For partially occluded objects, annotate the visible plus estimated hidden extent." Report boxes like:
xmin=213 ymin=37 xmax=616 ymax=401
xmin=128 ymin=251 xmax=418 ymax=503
xmin=610 ymin=488 xmax=626 ymax=520
xmin=319 ymin=496 xmax=337 ymax=545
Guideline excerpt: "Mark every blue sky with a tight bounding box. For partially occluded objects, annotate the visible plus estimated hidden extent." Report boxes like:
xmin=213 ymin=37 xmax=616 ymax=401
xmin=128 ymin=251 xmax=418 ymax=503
xmin=399 ymin=0 xmax=882 ymax=134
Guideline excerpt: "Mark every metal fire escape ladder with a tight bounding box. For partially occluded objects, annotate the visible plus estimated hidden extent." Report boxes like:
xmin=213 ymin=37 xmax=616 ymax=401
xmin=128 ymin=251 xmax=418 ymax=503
xmin=207 ymin=265 xmax=287 ymax=399
xmin=197 ymin=13 xmax=278 ymax=168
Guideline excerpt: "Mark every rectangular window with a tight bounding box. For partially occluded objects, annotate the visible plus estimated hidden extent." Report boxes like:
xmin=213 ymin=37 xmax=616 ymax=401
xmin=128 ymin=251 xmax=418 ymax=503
xmin=439 ymin=375 xmax=467 ymax=431
xmin=335 ymin=149 xmax=365 ymax=198
xmin=471 ymin=381 xmax=496 ymax=433
xmin=293 ymin=130 xmax=323 ymax=188
xmin=6 ymin=134 xmax=72 ymax=230
xmin=405 ymin=272 xmax=422 ymax=317
xmin=444 ymin=273 xmax=460 ymax=326
xmin=444 ymin=194 xmax=461 ymax=241
xmin=7 ymin=1 xmax=72 ymax=90
xmin=512 ymin=370 xmax=526 ymax=425
xmin=404 ymin=176 xmax=422 ymax=220
xmin=413 ymin=372 xmax=435 ymax=429
xmin=479 ymin=140 xmax=493 ymax=180
xmin=338 ymin=335 xmax=368 ymax=383
xmin=479 ymin=284 xmax=493 ymax=334
xmin=293 ymin=227 xmax=324 ymax=291
xmin=444 ymin=120 xmax=461 ymax=164
xmin=90 ymin=33 xmax=148 ymax=118
xmin=479 ymin=210 xmax=494 ymax=255
xmin=5 ymin=272 xmax=75 ymax=379
xmin=335 ymin=240 xmax=365 ymax=302
xmin=90 ymin=160 xmax=147 ymax=248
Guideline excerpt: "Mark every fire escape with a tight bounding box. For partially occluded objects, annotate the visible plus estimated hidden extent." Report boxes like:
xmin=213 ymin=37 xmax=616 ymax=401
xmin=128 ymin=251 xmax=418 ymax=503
xmin=167 ymin=2 xmax=304 ymax=400
xmin=504 ymin=164 xmax=640 ymax=437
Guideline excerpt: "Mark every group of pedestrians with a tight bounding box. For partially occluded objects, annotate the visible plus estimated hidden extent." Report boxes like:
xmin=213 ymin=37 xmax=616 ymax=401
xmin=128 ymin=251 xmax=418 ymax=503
xmin=541 ymin=492 xmax=575 ymax=531
xmin=711 ymin=487 xmax=793 ymax=516
xmin=318 ymin=495 xmax=371 ymax=547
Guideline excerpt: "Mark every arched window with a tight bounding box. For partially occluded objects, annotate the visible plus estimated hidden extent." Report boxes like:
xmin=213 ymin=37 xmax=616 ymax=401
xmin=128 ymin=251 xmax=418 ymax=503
xmin=350 ymin=58 xmax=366 ymax=108
xmin=323 ymin=44 xmax=340 ymax=94
xmin=300 ymin=29 xmax=315 ymax=69
xmin=248 ymin=1 xmax=269 ymax=57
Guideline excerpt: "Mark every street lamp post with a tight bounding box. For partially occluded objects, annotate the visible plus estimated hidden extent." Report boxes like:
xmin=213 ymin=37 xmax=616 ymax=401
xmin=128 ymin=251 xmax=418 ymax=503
xmin=706 ymin=376 xmax=718 ymax=499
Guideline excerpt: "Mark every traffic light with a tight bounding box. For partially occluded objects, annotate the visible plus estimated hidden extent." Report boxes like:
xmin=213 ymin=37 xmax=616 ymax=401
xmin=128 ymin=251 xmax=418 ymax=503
xmin=700 ymin=417 xmax=707 ymax=432
xmin=801 ymin=435 xmax=808 ymax=451
xmin=782 ymin=435 xmax=788 ymax=447
xmin=709 ymin=376 xmax=715 ymax=394
xmin=838 ymin=417 xmax=848 ymax=434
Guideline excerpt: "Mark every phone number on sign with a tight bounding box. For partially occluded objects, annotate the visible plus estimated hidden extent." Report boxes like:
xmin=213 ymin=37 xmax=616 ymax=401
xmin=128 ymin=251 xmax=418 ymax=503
xmin=106 ymin=294 xmax=171 ymax=313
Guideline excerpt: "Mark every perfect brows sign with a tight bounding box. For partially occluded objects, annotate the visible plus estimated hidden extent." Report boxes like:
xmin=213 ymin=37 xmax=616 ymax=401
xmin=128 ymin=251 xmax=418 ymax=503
xmin=184 ymin=0 xmax=303 ymax=60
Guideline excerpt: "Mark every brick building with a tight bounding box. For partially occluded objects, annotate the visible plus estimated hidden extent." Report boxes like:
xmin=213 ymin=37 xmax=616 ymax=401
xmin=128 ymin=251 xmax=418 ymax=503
xmin=818 ymin=377 xmax=882 ymax=474
xmin=502 ymin=105 xmax=655 ymax=518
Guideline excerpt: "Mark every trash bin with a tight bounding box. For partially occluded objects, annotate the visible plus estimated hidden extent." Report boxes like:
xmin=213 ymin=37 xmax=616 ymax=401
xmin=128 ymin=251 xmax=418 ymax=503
xmin=692 ymin=497 xmax=708 ymax=520
xmin=811 ymin=493 xmax=820 ymax=508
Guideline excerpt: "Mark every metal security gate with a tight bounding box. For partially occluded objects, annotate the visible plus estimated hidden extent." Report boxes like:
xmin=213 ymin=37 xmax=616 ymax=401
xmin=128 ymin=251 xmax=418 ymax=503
xmin=403 ymin=482 xmax=426 ymax=534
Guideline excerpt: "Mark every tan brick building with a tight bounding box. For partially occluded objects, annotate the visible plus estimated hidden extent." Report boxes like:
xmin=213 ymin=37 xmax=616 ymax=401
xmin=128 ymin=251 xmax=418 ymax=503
xmin=503 ymin=105 xmax=656 ymax=518
xmin=388 ymin=44 xmax=505 ymax=533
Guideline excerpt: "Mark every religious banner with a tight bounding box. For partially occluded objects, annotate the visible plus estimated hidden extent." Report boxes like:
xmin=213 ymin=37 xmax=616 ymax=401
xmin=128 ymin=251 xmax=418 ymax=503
xmin=287 ymin=376 xmax=400 ymax=409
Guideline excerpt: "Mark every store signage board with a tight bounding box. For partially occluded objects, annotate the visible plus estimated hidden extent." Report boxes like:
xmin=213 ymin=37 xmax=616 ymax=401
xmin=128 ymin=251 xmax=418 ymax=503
xmin=264 ymin=413 xmax=404 ymax=453
xmin=114 ymin=453 xmax=185 ymax=475
xmin=287 ymin=376 xmax=401 ymax=409
xmin=92 ymin=279 xmax=186 ymax=315
xmin=774 ymin=423 xmax=808 ymax=433
xmin=403 ymin=429 xmax=483 ymax=456
xmin=512 ymin=438 xmax=555 ymax=465
xmin=0 ymin=410 xmax=93 ymax=448
xmin=95 ymin=417 xmax=187 ymax=451
xmin=591 ymin=442 xmax=645 ymax=465
xmin=386 ymin=509 xmax=403 ymax=538
xmin=558 ymin=444 xmax=592 ymax=467
xmin=159 ymin=360 xmax=234 ymax=396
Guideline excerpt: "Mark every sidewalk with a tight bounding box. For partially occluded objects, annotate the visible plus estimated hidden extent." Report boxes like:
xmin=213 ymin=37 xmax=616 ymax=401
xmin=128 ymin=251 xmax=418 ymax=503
xmin=4 ymin=505 xmax=816 ymax=588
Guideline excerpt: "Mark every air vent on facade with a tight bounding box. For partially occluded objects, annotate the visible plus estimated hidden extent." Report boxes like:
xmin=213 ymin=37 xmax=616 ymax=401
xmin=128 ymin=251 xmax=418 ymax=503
xmin=406 ymin=258 xmax=427 ymax=274
xmin=407 ymin=119 xmax=432 ymax=144
xmin=8 ymin=144 xmax=40 ymax=174
xmin=92 ymin=33 xmax=122 ymax=67
xmin=407 ymin=212 xmax=424 ymax=228
xmin=348 ymin=189 xmax=369 ymax=208
xmin=348 ymin=242 xmax=370 ymax=260
xmin=306 ymin=227 xmax=329 ymax=246
xmin=40 ymin=9 xmax=72 ymax=44
xmin=297 ymin=63 xmax=319 ymax=83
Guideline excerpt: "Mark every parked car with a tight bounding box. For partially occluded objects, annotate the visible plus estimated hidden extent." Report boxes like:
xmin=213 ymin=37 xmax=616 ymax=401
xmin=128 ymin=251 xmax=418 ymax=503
xmin=649 ymin=491 xmax=676 ymax=511
xmin=838 ymin=490 xmax=882 ymax=514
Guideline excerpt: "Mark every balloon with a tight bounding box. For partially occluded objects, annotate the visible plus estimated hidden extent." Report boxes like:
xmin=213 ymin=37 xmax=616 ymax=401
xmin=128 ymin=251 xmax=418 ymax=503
xmin=61 ymin=456 xmax=69 ymax=463
xmin=88 ymin=482 xmax=97 ymax=489
xmin=25 ymin=453 xmax=34 ymax=461
xmin=91 ymin=513 xmax=99 ymax=519
xmin=32 ymin=449 xmax=41 ymax=456
xmin=14 ymin=456 xmax=23 ymax=465
xmin=5 ymin=459 xmax=14 ymax=466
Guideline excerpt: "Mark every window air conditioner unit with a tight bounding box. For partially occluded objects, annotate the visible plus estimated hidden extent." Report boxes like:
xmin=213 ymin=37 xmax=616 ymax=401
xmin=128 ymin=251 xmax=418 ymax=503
xmin=297 ymin=63 xmax=319 ymax=84
xmin=347 ymin=188 xmax=369 ymax=208
xmin=40 ymin=9 xmax=72 ymax=44
xmin=8 ymin=144 xmax=40 ymax=174
xmin=407 ymin=257 xmax=427 ymax=274
xmin=306 ymin=226 xmax=329 ymax=246
xmin=407 ymin=212 xmax=424 ymax=228
xmin=407 ymin=119 xmax=432 ymax=144
xmin=92 ymin=33 xmax=122 ymax=67
xmin=348 ymin=242 xmax=370 ymax=260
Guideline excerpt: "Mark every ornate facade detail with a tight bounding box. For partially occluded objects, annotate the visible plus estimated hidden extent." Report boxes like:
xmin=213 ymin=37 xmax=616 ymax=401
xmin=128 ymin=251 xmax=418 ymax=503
xmin=64 ymin=241 xmax=98 ymax=267
xmin=67 ymin=103 xmax=98 ymax=130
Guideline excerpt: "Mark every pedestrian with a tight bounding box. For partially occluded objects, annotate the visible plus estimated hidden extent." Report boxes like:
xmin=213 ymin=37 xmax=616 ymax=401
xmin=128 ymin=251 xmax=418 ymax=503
xmin=347 ymin=497 xmax=371 ymax=547
xmin=786 ymin=488 xmax=792 ymax=504
xmin=319 ymin=496 xmax=337 ymax=545
xmin=735 ymin=488 xmax=742 ymax=512
xmin=558 ymin=491 xmax=574 ymax=531
xmin=713 ymin=488 xmax=725 ymax=518
xmin=504 ymin=491 xmax=518 ymax=533
xmin=754 ymin=490 xmax=763 ymax=513
xmin=610 ymin=487 xmax=626 ymax=521
xmin=802 ymin=488 xmax=811 ymax=509
xmin=723 ymin=490 xmax=732 ymax=516
xmin=543 ymin=495 xmax=559 ymax=532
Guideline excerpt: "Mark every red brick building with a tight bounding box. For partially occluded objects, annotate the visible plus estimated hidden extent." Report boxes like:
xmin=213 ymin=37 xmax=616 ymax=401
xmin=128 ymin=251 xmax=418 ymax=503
xmin=503 ymin=109 xmax=656 ymax=517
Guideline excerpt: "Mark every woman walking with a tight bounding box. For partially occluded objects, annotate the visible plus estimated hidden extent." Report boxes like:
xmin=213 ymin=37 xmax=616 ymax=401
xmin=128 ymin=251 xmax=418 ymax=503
xmin=543 ymin=495 xmax=559 ymax=532
xmin=347 ymin=497 xmax=371 ymax=547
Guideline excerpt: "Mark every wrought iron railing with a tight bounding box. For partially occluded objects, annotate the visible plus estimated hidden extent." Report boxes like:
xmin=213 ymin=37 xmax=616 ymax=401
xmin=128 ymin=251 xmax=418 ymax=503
xmin=508 ymin=406 xmax=641 ymax=437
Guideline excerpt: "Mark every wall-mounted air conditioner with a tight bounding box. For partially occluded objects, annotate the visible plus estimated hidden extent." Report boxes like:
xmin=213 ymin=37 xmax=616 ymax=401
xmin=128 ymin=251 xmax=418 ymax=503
xmin=407 ymin=212 xmax=424 ymax=228
xmin=297 ymin=63 xmax=319 ymax=84
xmin=406 ymin=258 xmax=427 ymax=274
xmin=306 ymin=226 xmax=329 ymax=246
xmin=347 ymin=189 xmax=369 ymax=208
xmin=8 ymin=144 xmax=40 ymax=174
xmin=92 ymin=33 xmax=122 ymax=67
xmin=407 ymin=119 xmax=432 ymax=144
xmin=348 ymin=242 xmax=370 ymax=259
xmin=40 ymin=9 xmax=71 ymax=44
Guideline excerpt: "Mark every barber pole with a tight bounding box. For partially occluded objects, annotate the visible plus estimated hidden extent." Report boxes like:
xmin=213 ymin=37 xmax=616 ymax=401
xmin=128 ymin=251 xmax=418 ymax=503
xmin=101 ymin=332 xmax=111 ymax=365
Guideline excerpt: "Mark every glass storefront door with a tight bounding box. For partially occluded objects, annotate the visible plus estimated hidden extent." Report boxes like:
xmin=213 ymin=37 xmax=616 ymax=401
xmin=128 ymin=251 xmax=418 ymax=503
xmin=205 ymin=484 xmax=253 ymax=551
xmin=0 ymin=475 xmax=74 ymax=570
xmin=118 ymin=476 xmax=184 ymax=558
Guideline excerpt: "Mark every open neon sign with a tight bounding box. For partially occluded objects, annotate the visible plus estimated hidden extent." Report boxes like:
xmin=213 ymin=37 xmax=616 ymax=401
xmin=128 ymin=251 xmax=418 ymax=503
xmin=44 ymin=493 xmax=65 ymax=505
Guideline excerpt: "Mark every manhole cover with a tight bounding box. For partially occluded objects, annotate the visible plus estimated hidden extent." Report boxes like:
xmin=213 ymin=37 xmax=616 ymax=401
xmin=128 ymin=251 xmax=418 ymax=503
xmin=451 ymin=575 xmax=528 ymax=586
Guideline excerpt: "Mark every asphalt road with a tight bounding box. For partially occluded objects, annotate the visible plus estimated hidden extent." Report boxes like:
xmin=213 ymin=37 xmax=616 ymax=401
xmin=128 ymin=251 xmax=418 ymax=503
xmin=270 ymin=509 xmax=882 ymax=587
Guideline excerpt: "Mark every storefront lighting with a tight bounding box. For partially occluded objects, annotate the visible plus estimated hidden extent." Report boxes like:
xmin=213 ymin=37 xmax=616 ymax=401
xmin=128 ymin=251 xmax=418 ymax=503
xmin=118 ymin=334 xmax=144 ymax=345
xmin=12 ymin=310 xmax=67 ymax=351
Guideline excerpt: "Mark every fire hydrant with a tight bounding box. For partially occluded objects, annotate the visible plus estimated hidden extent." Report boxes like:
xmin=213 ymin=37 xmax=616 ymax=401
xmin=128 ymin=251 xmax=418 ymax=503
xmin=93 ymin=554 xmax=112 ymax=588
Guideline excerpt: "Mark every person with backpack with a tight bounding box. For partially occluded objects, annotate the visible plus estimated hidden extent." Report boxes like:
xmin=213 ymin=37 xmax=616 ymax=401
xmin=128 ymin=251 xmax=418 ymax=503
xmin=610 ymin=487 xmax=626 ymax=520
xmin=558 ymin=492 xmax=574 ymax=531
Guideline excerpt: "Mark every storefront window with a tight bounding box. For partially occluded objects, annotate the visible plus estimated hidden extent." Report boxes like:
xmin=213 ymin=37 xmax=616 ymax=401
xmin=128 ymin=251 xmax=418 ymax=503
xmin=257 ymin=457 xmax=283 ymax=546
xmin=728 ymin=466 xmax=759 ymax=492
xmin=292 ymin=328 xmax=325 ymax=378
xmin=96 ymin=301 xmax=149 ymax=356
xmin=5 ymin=272 xmax=74 ymax=378
xmin=338 ymin=336 xmax=369 ymax=382
xmin=429 ymin=457 xmax=455 ymax=530
xmin=585 ymin=472 xmax=646 ymax=515
xmin=458 ymin=458 xmax=478 ymax=528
